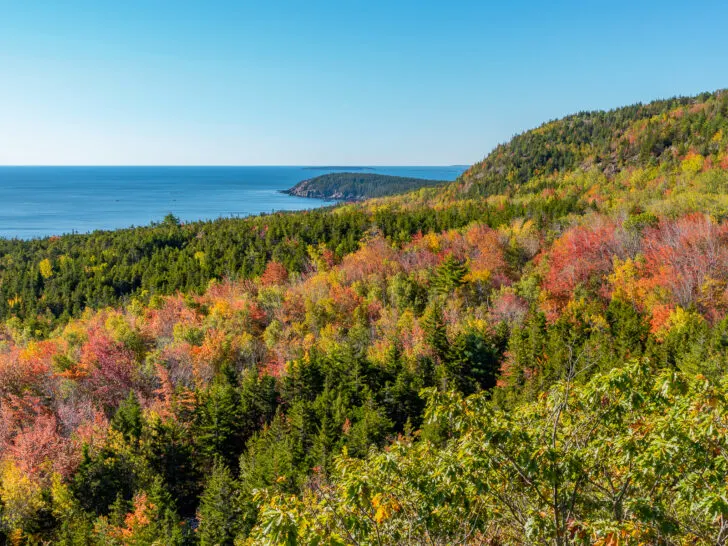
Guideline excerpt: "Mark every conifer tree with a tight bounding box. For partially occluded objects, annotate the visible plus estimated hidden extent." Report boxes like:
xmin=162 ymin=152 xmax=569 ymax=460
xmin=111 ymin=391 xmax=143 ymax=444
xmin=432 ymin=254 xmax=468 ymax=296
xmin=197 ymin=460 xmax=241 ymax=546
xmin=422 ymin=300 xmax=449 ymax=361
xmin=196 ymin=365 xmax=245 ymax=470
xmin=606 ymin=297 xmax=649 ymax=357
xmin=141 ymin=476 xmax=187 ymax=546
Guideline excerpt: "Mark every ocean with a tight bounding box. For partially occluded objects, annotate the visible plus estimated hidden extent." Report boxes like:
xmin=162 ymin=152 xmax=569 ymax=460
xmin=0 ymin=166 xmax=466 ymax=239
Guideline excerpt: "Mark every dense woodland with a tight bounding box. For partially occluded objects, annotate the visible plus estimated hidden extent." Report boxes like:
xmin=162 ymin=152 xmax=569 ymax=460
xmin=283 ymin=172 xmax=447 ymax=200
xmin=1 ymin=90 xmax=728 ymax=545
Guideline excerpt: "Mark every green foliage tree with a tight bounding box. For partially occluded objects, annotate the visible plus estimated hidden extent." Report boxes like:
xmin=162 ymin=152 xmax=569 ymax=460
xmin=111 ymin=391 xmax=143 ymax=444
xmin=421 ymin=300 xmax=449 ymax=362
xmin=431 ymin=254 xmax=468 ymax=296
xmin=195 ymin=365 xmax=246 ymax=470
xmin=606 ymin=297 xmax=649 ymax=357
xmin=143 ymin=417 xmax=201 ymax=517
xmin=71 ymin=443 xmax=141 ymax=517
xmin=197 ymin=460 xmax=241 ymax=546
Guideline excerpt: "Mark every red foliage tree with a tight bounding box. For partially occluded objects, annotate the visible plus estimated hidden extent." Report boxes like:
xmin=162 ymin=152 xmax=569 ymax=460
xmin=489 ymin=291 xmax=529 ymax=325
xmin=260 ymin=261 xmax=289 ymax=286
xmin=142 ymin=295 xmax=199 ymax=340
xmin=339 ymin=237 xmax=401 ymax=283
xmin=543 ymin=218 xmax=622 ymax=309
xmin=0 ymin=341 xmax=61 ymax=398
xmin=78 ymin=328 xmax=140 ymax=413
xmin=642 ymin=214 xmax=728 ymax=313
xmin=8 ymin=412 xmax=72 ymax=478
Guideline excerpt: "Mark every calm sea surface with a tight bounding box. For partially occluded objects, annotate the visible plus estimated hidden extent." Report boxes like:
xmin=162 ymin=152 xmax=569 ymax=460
xmin=0 ymin=166 xmax=466 ymax=239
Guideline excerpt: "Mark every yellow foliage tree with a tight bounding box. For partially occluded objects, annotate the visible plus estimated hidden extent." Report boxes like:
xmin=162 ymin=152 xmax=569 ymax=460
xmin=681 ymin=152 xmax=705 ymax=176
xmin=38 ymin=258 xmax=53 ymax=279
xmin=0 ymin=460 xmax=45 ymax=539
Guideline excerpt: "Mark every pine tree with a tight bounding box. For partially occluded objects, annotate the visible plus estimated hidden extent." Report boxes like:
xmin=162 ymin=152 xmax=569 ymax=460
xmin=238 ymin=369 xmax=279 ymax=444
xmin=422 ymin=300 xmax=449 ymax=361
xmin=71 ymin=444 xmax=138 ymax=516
xmin=239 ymin=412 xmax=298 ymax=496
xmin=381 ymin=339 xmax=426 ymax=431
xmin=443 ymin=328 xmax=501 ymax=395
xmin=196 ymin=365 xmax=244 ymax=470
xmin=141 ymin=477 xmax=187 ymax=546
xmin=496 ymin=312 xmax=548 ymax=402
xmin=197 ymin=460 xmax=241 ymax=546
xmin=431 ymin=254 xmax=468 ymax=296
xmin=441 ymin=332 xmax=474 ymax=394
xmin=606 ymin=298 xmax=649 ymax=357
xmin=144 ymin=418 xmax=201 ymax=517
xmin=111 ymin=391 xmax=143 ymax=443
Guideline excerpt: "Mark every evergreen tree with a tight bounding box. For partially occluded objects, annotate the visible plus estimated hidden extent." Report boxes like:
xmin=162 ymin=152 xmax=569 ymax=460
xmin=238 ymin=369 xmax=279 ymax=443
xmin=381 ymin=339 xmax=426 ymax=431
xmin=111 ymin=391 xmax=143 ymax=444
xmin=139 ymin=477 xmax=187 ymax=546
xmin=237 ymin=413 xmax=299 ymax=540
xmin=239 ymin=412 xmax=299 ymax=496
xmin=345 ymin=396 xmax=393 ymax=458
xmin=431 ymin=254 xmax=468 ymax=296
xmin=196 ymin=365 xmax=245 ymax=470
xmin=443 ymin=328 xmax=501 ymax=394
xmin=495 ymin=311 xmax=548 ymax=404
xmin=144 ymin=418 xmax=201 ymax=517
xmin=197 ymin=460 xmax=241 ymax=546
xmin=71 ymin=444 xmax=139 ymax=516
xmin=422 ymin=300 xmax=449 ymax=361
xmin=606 ymin=298 xmax=649 ymax=357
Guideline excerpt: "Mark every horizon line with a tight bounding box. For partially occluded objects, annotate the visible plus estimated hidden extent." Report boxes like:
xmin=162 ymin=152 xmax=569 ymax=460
xmin=0 ymin=164 xmax=471 ymax=168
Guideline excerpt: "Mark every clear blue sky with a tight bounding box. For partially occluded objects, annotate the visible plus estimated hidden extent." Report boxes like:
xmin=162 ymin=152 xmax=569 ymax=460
xmin=1 ymin=0 xmax=726 ymax=166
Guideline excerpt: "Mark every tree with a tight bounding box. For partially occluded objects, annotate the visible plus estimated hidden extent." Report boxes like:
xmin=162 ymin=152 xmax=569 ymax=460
xmin=162 ymin=213 xmax=181 ymax=227
xmin=71 ymin=442 xmax=139 ymax=516
xmin=260 ymin=261 xmax=289 ymax=286
xmin=111 ymin=391 xmax=143 ymax=444
xmin=421 ymin=301 xmax=448 ymax=362
xmin=431 ymin=254 xmax=468 ymax=296
xmin=543 ymin=219 xmax=620 ymax=310
xmin=79 ymin=329 xmax=140 ymax=415
xmin=196 ymin=460 xmax=241 ymax=546
xmin=195 ymin=365 xmax=245 ymax=470
xmin=0 ymin=460 xmax=45 ymax=541
xmin=606 ymin=297 xmax=649 ymax=357
xmin=93 ymin=478 xmax=186 ymax=546
xmin=143 ymin=417 xmax=201 ymax=517
xmin=444 ymin=327 xmax=501 ymax=394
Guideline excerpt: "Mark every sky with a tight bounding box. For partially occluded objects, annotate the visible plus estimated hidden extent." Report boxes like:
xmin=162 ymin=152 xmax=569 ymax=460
xmin=0 ymin=0 xmax=727 ymax=166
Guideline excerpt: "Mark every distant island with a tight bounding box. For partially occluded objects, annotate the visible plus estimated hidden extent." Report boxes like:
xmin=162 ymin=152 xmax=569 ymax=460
xmin=302 ymin=166 xmax=375 ymax=171
xmin=283 ymin=172 xmax=447 ymax=201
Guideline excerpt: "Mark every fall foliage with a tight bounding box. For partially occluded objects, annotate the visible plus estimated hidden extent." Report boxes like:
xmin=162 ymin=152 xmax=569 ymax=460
xmin=1 ymin=89 xmax=728 ymax=544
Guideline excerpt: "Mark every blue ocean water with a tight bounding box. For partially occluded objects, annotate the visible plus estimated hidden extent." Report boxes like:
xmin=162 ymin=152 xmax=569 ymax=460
xmin=0 ymin=166 xmax=466 ymax=239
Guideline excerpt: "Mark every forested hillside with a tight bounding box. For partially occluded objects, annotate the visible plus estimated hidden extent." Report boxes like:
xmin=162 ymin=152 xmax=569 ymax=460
xmin=283 ymin=172 xmax=447 ymax=200
xmin=0 ymin=197 xmax=582 ymax=335
xmin=1 ymin=90 xmax=728 ymax=545
xmin=457 ymin=91 xmax=726 ymax=196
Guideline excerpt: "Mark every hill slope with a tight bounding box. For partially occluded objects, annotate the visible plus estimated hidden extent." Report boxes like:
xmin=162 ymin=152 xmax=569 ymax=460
xmin=457 ymin=90 xmax=728 ymax=196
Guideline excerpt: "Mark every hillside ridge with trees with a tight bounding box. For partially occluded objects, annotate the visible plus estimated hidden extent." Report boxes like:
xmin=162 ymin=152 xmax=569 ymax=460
xmin=283 ymin=172 xmax=448 ymax=200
